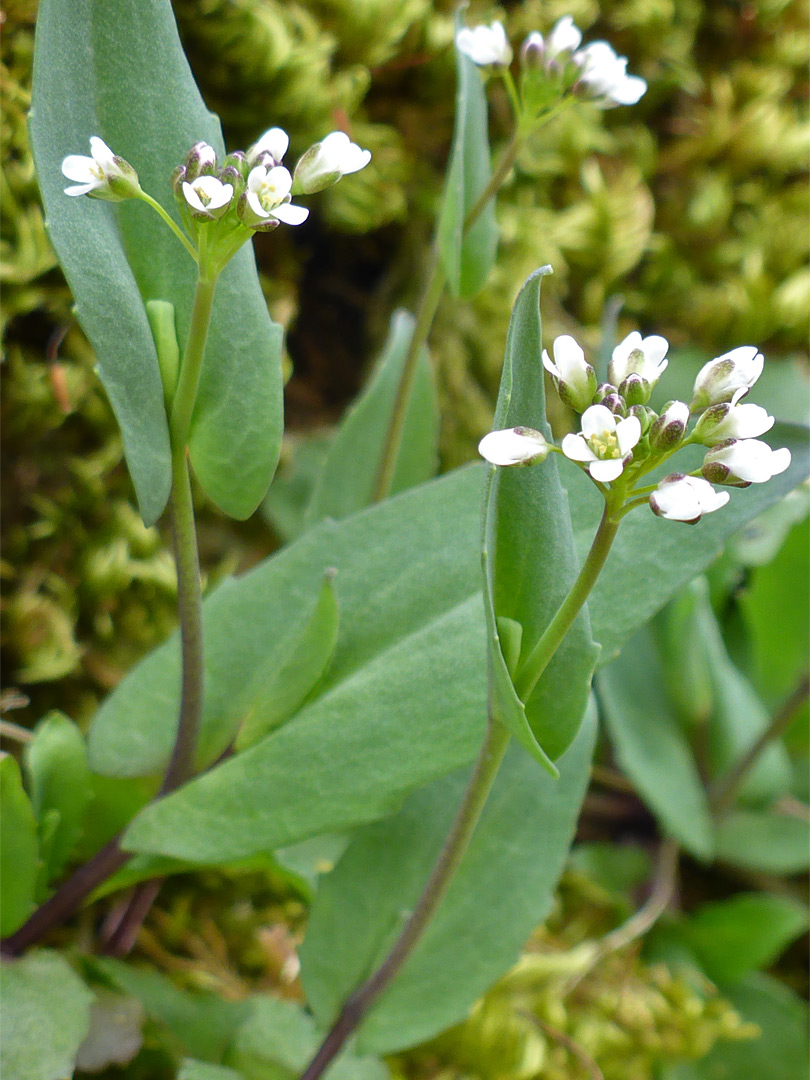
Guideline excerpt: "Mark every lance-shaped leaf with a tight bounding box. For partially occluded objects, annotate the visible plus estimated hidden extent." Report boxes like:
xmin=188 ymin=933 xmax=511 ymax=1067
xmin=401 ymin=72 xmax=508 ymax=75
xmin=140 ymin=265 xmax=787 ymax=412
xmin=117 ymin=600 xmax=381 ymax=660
xmin=482 ymin=267 xmax=600 ymax=768
xmin=24 ymin=711 xmax=90 ymax=883
xmin=30 ymin=0 xmax=283 ymax=523
xmin=0 ymin=755 xmax=40 ymax=937
xmin=234 ymin=572 xmax=340 ymax=750
xmin=107 ymin=429 xmax=806 ymax=867
xmin=437 ymin=18 xmax=499 ymax=298
xmin=598 ymin=627 xmax=714 ymax=860
xmin=304 ymin=310 xmax=439 ymax=527
xmin=300 ymin=706 xmax=596 ymax=1055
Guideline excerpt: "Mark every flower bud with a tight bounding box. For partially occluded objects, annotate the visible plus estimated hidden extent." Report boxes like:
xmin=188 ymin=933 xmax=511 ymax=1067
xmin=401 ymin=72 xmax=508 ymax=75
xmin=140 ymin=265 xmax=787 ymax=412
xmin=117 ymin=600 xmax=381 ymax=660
xmin=619 ymin=372 xmax=650 ymax=406
xmin=170 ymin=164 xmax=187 ymax=196
xmin=293 ymin=132 xmax=371 ymax=194
xmin=456 ymin=21 xmax=513 ymax=67
xmin=702 ymin=438 xmax=791 ymax=487
xmin=219 ymin=165 xmax=246 ymax=199
xmin=222 ymin=151 xmax=249 ymax=178
xmin=649 ymin=400 xmax=689 ymax=450
xmin=184 ymin=141 xmax=218 ymax=182
xmin=593 ymin=382 xmax=618 ymax=403
xmin=520 ymin=31 xmax=545 ymax=68
xmin=478 ymin=426 xmax=549 ymax=466
xmin=246 ymin=126 xmax=290 ymax=168
xmin=691 ymin=346 xmax=764 ymax=409
xmin=601 ymin=392 xmax=627 ymax=417
xmin=541 ymin=335 xmax=597 ymax=413
xmin=692 ymin=394 xmax=774 ymax=446
xmin=628 ymin=404 xmax=654 ymax=435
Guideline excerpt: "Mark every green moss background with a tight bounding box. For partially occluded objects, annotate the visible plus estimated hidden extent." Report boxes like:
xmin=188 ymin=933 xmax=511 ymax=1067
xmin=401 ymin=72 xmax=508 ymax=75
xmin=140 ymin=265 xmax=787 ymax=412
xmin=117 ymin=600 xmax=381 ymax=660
xmin=1 ymin=1 xmax=807 ymax=1075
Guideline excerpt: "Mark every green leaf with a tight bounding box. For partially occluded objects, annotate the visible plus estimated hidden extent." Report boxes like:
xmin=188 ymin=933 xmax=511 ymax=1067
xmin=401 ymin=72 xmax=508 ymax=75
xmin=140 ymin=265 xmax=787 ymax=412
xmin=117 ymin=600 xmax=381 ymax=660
xmin=682 ymin=893 xmax=808 ymax=985
xmin=598 ymin=627 xmax=714 ymax=860
xmin=29 ymin=0 xmax=171 ymax=524
xmin=231 ymin=997 xmax=388 ymax=1080
xmin=90 ymin=957 xmax=250 ymax=1063
xmin=0 ymin=951 xmax=94 ymax=1080
xmin=235 ymin=572 xmax=339 ymax=750
xmin=24 ymin=711 xmax=90 ymax=882
xmin=120 ymin=467 xmax=488 ymax=860
xmin=691 ymin=590 xmax=792 ymax=807
xmin=300 ymin=707 xmax=596 ymax=1055
xmin=30 ymin=0 xmax=283 ymax=523
xmin=304 ymin=310 xmax=439 ymax=528
xmin=437 ymin=18 xmax=498 ymax=298
xmin=482 ymin=267 xmax=599 ymax=768
xmin=567 ymin=842 xmax=653 ymax=900
xmin=663 ymin=973 xmax=809 ymax=1080
xmin=652 ymin=579 xmax=714 ymax=726
xmin=262 ymin=434 xmax=332 ymax=543
xmin=179 ymin=1063 xmax=244 ymax=1080
xmin=741 ymin=515 xmax=810 ymax=707
xmin=103 ymin=424 xmax=806 ymax=865
xmin=714 ymin=810 xmax=810 ymax=874
xmin=0 ymin=754 xmax=40 ymax=936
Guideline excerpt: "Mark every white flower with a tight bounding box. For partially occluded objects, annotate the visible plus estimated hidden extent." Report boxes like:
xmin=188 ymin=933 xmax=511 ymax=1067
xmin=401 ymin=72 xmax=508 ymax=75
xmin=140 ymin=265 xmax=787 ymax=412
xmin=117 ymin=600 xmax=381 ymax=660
xmin=650 ymin=474 xmax=730 ymax=523
xmin=573 ymin=41 xmax=646 ymax=107
xmin=546 ymin=16 xmax=582 ymax=60
xmin=479 ymin=427 xmax=549 ymax=466
xmin=693 ymin=390 xmax=775 ymax=446
xmin=293 ymin=131 xmax=372 ymax=194
xmin=561 ymin=403 xmax=641 ymax=482
xmin=246 ymin=127 xmax=290 ymax=167
xmin=542 ymin=335 xmax=596 ymax=412
xmin=702 ymin=439 xmax=791 ymax=486
xmin=456 ymin=21 xmax=513 ymax=67
xmin=181 ymin=175 xmax=233 ymax=219
xmin=649 ymin=400 xmax=690 ymax=450
xmin=608 ymin=331 xmax=669 ymax=392
xmin=691 ymin=346 xmax=765 ymax=409
xmin=61 ymin=136 xmax=140 ymax=200
xmin=239 ymin=165 xmax=309 ymax=227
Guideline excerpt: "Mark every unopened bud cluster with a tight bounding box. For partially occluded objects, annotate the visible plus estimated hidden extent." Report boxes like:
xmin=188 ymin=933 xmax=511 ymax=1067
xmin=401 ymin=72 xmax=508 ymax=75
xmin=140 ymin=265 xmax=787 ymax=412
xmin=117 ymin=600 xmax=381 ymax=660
xmin=456 ymin=15 xmax=646 ymax=114
xmin=479 ymin=333 xmax=791 ymax=524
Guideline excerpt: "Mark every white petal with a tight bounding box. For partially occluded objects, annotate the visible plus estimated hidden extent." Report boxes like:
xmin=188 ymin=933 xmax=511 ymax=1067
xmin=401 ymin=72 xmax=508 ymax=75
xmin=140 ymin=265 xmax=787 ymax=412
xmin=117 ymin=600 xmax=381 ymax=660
xmin=61 ymin=154 xmax=96 ymax=182
xmin=89 ymin=136 xmax=116 ymax=170
xmin=547 ymin=16 xmax=582 ymax=57
xmin=63 ymin=181 xmax=97 ymax=196
xmin=580 ymin=404 xmax=616 ymax=438
xmin=561 ymin=433 xmax=596 ymax=463
xmin=248 ymin=126 xmax=289 ymax=165
xmin=609 ymin=74 xmax=647 ymax=105
xmin=271 ymin=201 xmax=309 ymax=225
xmin=589 ymin=458 xmax=624 ymax=482
xmin=246 ymin=189 xmax=270 ymax=218
xmin=616 ymin=414 xmax=642 ymax=454
xmin=769 ymin=447 xmax=791 ymax=476
xmin=553 ymin=335 xmax=586 ymax=383
xmin=541 ymin=348 xmax=558 ymax=377
xmin=182 ymin=182 xmax=207 ymax=213
xmin=478 ymin=428 xmax=547 ymax=466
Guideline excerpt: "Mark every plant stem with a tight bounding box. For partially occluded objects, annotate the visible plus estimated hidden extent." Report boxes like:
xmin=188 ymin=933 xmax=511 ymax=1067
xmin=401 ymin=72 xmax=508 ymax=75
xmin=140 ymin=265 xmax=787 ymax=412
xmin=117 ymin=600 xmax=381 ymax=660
xmin=298 ymin=720 xmax=512 ymax=1080
xmin=138 ymin=191 xmax=198 ymax=262
xmin=710 ymin=673 xmax=810 ymax=815
xmin=372 ymin=134 xmax=521 ymax=504
xmin=1 ymin=274 xmax=216 ymax=958
xmin=515 ymin=507 xmax=619 ymax=701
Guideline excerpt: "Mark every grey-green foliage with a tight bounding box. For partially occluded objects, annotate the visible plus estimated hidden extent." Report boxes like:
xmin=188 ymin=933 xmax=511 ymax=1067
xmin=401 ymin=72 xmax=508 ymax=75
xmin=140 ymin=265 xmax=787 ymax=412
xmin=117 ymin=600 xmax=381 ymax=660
xmin=29 ymin=0 xmax=284 ymax=523
xmin=0 ymin=951 xmax=94 ymax=1080
xmin=300 ymin=708 xmax=597 ymax=1055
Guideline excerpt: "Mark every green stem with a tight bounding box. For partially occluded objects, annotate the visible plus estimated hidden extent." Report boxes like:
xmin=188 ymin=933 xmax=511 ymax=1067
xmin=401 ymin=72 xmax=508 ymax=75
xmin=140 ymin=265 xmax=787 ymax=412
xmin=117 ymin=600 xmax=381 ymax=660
xmin=515 ymin=507 xmax=619 ymax=701
xmin=710 ymin=674 xmax=810 ymax=815
xmin=298 ymin=718 xmax=511 ymax=1080
xmin=372 ymin=134 xmax=522 ymax=504
xmin=170 ymin=273 xmax=217 ymax=452
xmin=160 ymin=447 xmax=205 ymax=793
xmin=138 ymin=191 xmax=198 ymax=262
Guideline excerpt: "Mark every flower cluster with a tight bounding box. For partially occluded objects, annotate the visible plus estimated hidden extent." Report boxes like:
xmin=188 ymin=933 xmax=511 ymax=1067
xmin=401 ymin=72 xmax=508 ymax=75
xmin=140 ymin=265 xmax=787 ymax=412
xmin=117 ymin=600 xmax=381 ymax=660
xmin=62 ymin=127 xmax=371 ymax=241
xmin=480 ymin=334 xmax=791 ymax=524
xmin=456 ymin=15 xmax=646 ymax=110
